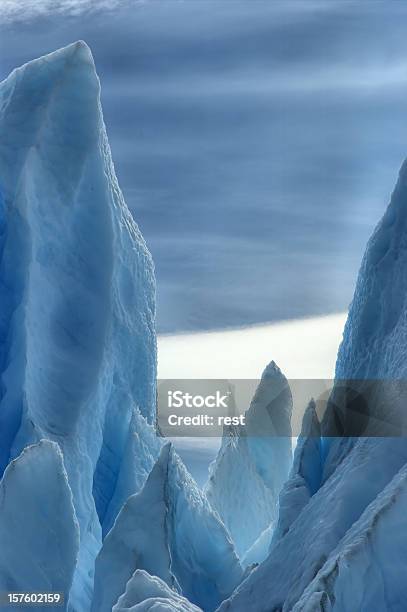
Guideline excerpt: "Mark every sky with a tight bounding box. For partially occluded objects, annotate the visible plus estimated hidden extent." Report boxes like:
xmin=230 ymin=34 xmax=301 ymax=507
xmin=2 ymin=1 xmax=407 ymax=332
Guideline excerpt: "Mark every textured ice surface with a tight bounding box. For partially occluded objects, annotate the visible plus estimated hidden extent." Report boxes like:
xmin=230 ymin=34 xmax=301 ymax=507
xmin=217 ymin=437 xmax=407 ymax=611
xmin=92 ymin=444 xmax=179 ymax=612
xmin=205 ymin=362 xmax=292 ymax=558
xmin=293 ymin=462 xmax=407 ymax=611
xmin=336 ymin=159 xmax=407 ymax=381
xmin=0 ymin=440 xmax=79 ymax=611
xmin=112 ymin=571 xmax=202 ymax=612
xmin=102 ymin=408 xmax=162 ymax=537
xmin=93 ymin=444 xmax=242 ymax=612
xmin=323 ymin=160 xmax=407 ymax=474
xmin=0 ymin=41 xmax=157 ymax=609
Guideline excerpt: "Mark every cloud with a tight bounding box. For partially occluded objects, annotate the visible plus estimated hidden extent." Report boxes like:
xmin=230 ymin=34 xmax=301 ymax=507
xmin=0 ymin=0 xmax=126 ymax=23
xmin=2 ymin=1 xmax=406 ymax=335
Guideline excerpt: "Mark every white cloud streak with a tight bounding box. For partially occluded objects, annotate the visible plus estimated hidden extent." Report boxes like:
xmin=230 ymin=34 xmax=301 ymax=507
xmin=0 ymin=0 xmax=127 ymax=23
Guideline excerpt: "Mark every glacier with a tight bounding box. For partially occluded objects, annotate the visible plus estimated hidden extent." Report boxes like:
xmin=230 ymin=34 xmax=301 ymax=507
xmin=205 ymin=362 xmax=292 ymax=558
xmin=0 ymin=41 xmax=158 ymax=610
xmin=93 ymin=443 xmax=243 ymax=612
xmin=217 ymin=437 xmax=407 ymax=611
xmin=240 ymin=399 xmax=321 ymax=569
xmin=2 ymin=39 xmax=407 ymax=612
xmin=92 ymin=444 xmax=180 ymax=612
xmin=293 ymin=462 xmax=407 ymax=611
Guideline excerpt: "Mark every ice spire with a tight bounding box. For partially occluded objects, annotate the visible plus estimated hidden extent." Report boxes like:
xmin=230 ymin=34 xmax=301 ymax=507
xmin=0 ymin=41 xmax=157 ymax=608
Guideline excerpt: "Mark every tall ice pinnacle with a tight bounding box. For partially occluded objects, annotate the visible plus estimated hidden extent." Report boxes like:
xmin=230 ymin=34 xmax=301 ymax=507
xmin=205 ymin=361 xmax=292 ymax=558
xmin=0 ymin=41 xmax=157 ymax=609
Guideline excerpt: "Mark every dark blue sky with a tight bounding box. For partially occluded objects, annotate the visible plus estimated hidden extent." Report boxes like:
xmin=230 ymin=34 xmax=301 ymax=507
xmin=2 ymin=1 xmax=407 ymax=332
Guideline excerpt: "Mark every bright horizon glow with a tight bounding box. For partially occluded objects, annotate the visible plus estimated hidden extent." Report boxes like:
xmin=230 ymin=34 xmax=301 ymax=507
xmin=158 ymin=312 xmax=347 ymax=486
xmin=158 ymin=312 xmax=347 ymax=380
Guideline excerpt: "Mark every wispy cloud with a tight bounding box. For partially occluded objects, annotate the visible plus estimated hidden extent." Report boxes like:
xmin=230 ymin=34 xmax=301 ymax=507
xmin=0 ymin=0 xmax=356 ymax=26
xmin=0 ymin=0 xmax=126 ymax=23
